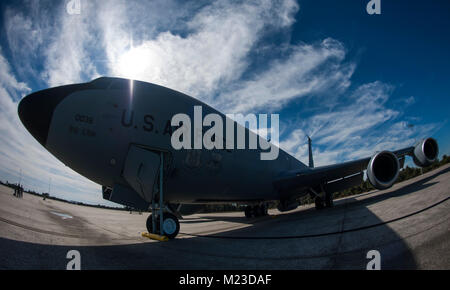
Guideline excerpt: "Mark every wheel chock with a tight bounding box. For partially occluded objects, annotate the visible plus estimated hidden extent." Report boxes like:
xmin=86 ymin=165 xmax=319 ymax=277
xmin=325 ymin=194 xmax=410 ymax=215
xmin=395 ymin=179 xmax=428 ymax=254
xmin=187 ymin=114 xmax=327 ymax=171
xmin=141 ymin=232 xmax=169 ymax=242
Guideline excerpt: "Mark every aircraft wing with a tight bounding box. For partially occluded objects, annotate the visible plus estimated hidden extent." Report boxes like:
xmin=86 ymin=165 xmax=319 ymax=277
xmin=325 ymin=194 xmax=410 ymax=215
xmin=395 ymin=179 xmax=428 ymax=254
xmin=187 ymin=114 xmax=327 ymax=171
xmin=274 ymin=138 xmax=438 ymax=197
xmin=274 ymin=157 xmax=372 ymax=194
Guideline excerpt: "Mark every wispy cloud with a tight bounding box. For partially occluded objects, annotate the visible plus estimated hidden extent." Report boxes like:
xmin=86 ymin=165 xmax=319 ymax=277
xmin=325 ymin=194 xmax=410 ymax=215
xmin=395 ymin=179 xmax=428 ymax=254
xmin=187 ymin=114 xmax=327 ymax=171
xmin=0 ymin=49 xmax=114 ymax=205
xmin=0 ymin=49 xmax=30 ymax=94
xmin=215 ymin=38 xmax=354 ymax=114
xmin=4 ymin=1 xmax=101 ymax=87
xmin=279 ymin=81 xmax=442 ymax=166
xmin=102 ymin=0 xmax=301 ymax=101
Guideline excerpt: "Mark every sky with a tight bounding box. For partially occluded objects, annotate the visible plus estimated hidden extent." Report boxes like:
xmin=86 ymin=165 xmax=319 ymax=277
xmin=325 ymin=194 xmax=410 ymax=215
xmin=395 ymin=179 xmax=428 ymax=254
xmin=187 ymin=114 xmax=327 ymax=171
xmin=0 ymin=0 xmax=449 ymax=206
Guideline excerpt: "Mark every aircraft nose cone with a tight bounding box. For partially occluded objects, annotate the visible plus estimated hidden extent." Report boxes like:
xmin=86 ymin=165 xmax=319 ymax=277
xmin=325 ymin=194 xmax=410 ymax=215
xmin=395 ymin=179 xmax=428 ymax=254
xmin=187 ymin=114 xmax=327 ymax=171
xmin=18 ymin=89 xmax=54 ymax=147
xmin=18 ymin=84 xmax=87 ymax=147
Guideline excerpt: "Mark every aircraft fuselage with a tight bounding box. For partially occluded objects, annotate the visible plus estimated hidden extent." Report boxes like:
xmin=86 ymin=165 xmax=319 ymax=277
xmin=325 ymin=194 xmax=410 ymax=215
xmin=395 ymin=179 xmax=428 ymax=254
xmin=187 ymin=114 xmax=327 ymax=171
xmin=19 ymin=77 xmax=307 ymax=205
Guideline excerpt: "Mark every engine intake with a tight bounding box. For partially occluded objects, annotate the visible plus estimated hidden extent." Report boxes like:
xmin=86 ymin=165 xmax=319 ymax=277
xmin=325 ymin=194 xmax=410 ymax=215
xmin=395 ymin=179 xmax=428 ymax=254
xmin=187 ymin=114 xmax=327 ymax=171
xmin=367 ymin=151 xmax=400 ymax=190
xmin=413 ymin=138 xmax=439 ymax=167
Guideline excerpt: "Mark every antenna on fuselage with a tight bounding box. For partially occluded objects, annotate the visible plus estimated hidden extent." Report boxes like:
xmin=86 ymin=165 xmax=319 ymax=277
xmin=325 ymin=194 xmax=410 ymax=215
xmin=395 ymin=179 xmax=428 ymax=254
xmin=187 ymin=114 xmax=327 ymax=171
xmin=307 ymin=135 xmax=314 ymax=168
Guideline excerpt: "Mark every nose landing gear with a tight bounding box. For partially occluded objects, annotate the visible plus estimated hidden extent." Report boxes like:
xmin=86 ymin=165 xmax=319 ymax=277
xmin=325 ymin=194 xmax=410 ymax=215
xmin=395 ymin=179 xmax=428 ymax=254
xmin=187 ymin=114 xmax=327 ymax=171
xmin=146 ymin=212 xmax=180 ymax=240
xmin=145 ymin=151 xmax=181 ymax=240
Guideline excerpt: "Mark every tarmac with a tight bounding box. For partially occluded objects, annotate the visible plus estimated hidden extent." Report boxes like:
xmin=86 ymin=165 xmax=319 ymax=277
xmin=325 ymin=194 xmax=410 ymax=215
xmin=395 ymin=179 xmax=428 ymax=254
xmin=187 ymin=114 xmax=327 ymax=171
xmin=0 ymin=164 xmax=449 ymax=269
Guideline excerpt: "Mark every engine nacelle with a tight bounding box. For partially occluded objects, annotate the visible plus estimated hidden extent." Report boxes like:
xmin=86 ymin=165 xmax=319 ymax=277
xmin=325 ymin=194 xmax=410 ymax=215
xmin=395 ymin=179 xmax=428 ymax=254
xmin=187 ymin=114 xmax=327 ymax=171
xmin=367 ymin=151 xmax=400 ymax=190
xmin=413 ymin=138 xmax=439 ymax=167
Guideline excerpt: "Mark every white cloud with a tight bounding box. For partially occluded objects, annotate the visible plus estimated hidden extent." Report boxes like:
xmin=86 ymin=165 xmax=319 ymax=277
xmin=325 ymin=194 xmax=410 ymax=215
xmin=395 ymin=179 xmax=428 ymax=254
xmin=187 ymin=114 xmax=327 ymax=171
xmin=102 ymin=0 xmax=300 ymax=100
xmin=97 ymin=1 xmax=353 ymax=115
xmin=41 ymin=1 xmax=101 ymax=86
xmin=215 ymin=38 xmax=354 ymax=113
xmin=3 ymin=0 xmax=348 ymax=111
xmin=4 ymin=1 xmax=102 ymax=87
xmin=3 ymin=3 xmax=47 ymax=81
xmin=279 ymin=81 xmax=440 ymax=166
xmin=0 ymin=50 xmax=30 ymax=94
xmin=0 ymin=49 xmax=116 ymax=205
xmin=403 ymin=96 xmax=416 ymax=106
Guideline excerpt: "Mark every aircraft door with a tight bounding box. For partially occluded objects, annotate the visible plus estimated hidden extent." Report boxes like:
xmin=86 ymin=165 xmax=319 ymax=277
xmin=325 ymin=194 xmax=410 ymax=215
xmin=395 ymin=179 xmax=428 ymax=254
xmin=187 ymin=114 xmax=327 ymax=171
xmin=122 ymin=145 xmax=160 ymax=203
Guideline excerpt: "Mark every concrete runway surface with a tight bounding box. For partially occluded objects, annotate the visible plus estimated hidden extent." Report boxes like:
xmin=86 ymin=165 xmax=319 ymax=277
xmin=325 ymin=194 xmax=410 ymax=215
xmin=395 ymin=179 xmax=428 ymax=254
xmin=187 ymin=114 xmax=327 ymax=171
xmin=0 ymin=164 xmax=449 ymax=269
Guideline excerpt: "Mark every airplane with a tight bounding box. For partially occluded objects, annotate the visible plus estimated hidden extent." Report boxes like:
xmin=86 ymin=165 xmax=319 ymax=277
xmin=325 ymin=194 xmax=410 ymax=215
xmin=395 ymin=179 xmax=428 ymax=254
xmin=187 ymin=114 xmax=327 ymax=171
xmin=18 ymin=77 xmax=439 ymax=239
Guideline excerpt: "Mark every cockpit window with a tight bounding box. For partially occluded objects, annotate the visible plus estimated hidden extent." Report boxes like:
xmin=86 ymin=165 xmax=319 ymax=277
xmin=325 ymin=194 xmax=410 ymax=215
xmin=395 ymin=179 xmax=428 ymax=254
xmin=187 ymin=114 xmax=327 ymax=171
xmin=89 ymin=77 xmax=112 ymax=89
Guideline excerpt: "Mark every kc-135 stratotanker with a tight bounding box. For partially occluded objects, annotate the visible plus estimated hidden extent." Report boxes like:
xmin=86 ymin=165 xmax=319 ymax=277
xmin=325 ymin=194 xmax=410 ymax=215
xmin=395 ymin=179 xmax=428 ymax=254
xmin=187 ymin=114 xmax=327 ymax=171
xmin=18 ymin=77 xmax=439 ymax=239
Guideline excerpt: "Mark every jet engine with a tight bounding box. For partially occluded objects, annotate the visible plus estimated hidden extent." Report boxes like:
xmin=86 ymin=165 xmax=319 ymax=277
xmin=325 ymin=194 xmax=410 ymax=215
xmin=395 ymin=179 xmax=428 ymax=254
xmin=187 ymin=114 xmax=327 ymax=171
xmin=413 ymin=138 xmax=439 ymax=167
xmin=367 ymin=151 xmax=400 ymax=190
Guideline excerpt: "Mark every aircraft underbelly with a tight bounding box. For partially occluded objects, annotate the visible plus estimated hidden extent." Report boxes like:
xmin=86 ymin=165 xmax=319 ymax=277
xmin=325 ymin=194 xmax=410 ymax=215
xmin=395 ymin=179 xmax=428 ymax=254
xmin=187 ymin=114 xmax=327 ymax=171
xmin=164 ymin=151 xmax=277 ymax=202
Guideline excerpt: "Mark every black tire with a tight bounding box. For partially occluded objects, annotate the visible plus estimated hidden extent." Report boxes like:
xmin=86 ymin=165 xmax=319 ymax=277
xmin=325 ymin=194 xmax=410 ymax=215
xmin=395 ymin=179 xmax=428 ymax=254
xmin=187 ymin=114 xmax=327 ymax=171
xmin=253 ymin=205 xmax=261 ymax=217
xmin=146 ymin=214 xmax=159 ymax=234
xmin=244 ymin=206 xmax=253 ymax=218
xmin=160 ymin=213 xmax=180 ymax=239
xmin=325 ymin=192 xmax=334 ymax=208
xmin=315 ymin=197 xmax=324 ymax=210
xmin=262 ymin=204 xmax=268 ymax=216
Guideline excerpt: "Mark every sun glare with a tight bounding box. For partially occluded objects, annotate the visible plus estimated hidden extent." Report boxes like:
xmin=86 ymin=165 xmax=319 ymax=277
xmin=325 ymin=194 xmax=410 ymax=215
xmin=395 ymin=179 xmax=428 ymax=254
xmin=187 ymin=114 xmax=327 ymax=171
xmin=117 ymin=46 xmax=150 ymax=80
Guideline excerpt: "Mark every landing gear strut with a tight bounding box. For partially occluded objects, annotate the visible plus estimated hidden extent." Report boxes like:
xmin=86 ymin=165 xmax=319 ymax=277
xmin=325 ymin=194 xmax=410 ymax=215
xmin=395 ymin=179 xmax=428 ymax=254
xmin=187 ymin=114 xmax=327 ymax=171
xmin=325 ymin=192 xmax=334 ymax=208
xmin=244 ymin=203 xmax=268 ymax=218
xmin=314 ymin=196 xmax=325 ymax=210
xmin=146 ymin=151 xmax=180 ymax=239
xmin=311 ymin=186 xmax=334 ymax=210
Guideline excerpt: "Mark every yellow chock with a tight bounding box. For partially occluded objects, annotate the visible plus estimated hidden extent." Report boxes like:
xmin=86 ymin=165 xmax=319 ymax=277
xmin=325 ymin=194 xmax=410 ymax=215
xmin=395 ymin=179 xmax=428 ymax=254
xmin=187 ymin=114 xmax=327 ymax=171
xmin=142 ymin=232 xmax=169 ymax=242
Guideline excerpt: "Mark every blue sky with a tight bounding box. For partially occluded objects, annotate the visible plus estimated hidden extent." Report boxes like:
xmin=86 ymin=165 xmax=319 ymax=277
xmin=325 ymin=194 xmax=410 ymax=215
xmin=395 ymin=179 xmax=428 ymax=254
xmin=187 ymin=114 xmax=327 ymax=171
xmin=0 ymin=0 xmax=448 ymax=206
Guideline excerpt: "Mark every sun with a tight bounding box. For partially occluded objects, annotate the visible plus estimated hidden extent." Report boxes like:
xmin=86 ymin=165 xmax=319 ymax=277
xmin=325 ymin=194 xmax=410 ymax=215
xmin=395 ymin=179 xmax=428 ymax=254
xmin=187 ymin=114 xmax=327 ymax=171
xmin=116 ymin=46 xmax=151 ymax=80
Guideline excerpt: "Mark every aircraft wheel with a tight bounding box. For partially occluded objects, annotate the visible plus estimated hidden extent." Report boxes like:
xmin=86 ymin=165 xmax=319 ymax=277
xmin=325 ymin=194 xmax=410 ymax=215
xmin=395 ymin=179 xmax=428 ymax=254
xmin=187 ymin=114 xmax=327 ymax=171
xmin=146 ymin=214 xmax=159 ymax=234
xmin=161 ymin=213 xmax=180 ymax=239
xmin=261 ymin=204 xmax=268 ymax=216
xmin=315 ymin=197 xmax=325 ymax=210
xmin=254 ymin=205 xmax=264 ymax=217
xmin=325 ymin=192 xmax=334 ymax=208
xmin=244 ymin=206 xmax=253 ymax=218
